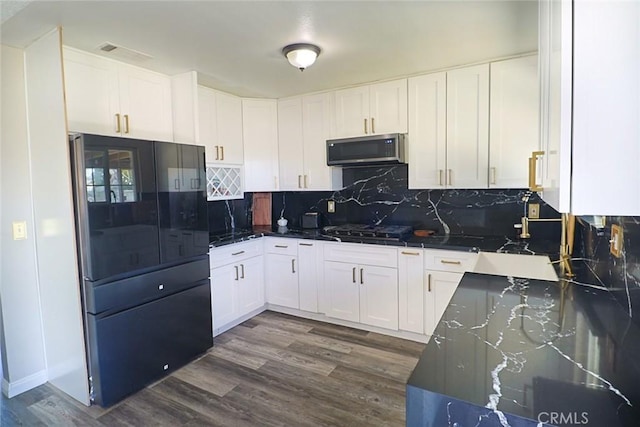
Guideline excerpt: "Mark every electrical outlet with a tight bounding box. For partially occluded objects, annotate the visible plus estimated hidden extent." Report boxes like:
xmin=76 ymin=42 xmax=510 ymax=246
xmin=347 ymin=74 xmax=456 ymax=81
xmin=12 ymin=221 xmax=27 ymax=240
xmin=327 ymin=200 xmax=335 ymax=213
xmin=528 ymin=203 xmax=540 ymax=219
xmin=610 ymin=224 xmax=623 ymax=258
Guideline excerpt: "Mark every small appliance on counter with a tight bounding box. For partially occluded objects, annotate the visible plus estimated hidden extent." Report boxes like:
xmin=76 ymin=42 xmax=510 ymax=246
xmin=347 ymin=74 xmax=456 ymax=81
xmin=301 ymin=212 xmax=321 ymax=229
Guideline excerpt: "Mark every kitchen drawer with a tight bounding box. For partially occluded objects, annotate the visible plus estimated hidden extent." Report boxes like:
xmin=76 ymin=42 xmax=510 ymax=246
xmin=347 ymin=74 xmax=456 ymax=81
xmin=264 ymin=237 xmax=298 ymax=256
xmin=324 ymin=242 xmax=397 ymax=268
xmin=424 ymin=249 xmax=478 ymax=273
xmin=209 ymin=239 xmax=263 ymax=269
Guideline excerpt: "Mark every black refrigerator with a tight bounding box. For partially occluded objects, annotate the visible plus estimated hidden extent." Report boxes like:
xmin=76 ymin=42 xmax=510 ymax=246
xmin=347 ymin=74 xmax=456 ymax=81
xmin=69 ymin=134 xmax=213 ymax=407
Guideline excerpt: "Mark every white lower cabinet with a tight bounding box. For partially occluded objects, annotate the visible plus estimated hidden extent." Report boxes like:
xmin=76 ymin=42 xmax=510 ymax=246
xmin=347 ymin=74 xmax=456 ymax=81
xmin=264 ymin=238 xmax=322 ymax=312
xmin=209 ymin=240 xmax=265 ymax=335
xmin=423 ymin=249 xmax=478 ymax=337
xmin=323 ymin=243 xmax=398 ymax=331
xmin=398 ymin=249 xmax=425 ymax=334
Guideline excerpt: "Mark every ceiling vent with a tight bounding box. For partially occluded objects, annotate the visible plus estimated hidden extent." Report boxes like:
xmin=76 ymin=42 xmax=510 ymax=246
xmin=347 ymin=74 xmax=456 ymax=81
xmin=97 ymin=42 xmax=153 ymax=62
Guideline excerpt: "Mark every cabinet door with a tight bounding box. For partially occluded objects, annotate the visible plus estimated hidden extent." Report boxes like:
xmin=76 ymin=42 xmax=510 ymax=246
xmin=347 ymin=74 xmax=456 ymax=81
xmin=489 ymin=55 xmax=539 ymax=189
xmin=215 ymin=91 xmax=244 ymax=164
xmin=277 ymin=98 xmax=305 ymax=190
xmin=359 ymin=265 xmax=399 ymax=330
xmin=407 ymin=72 xmax=447 ymax=189
xmin=265 ymin=253 xmax=299 ymax=309
xmin=324 ymin=261 xmax=360 ymax=322
xmin=302 ymin=93 xmax=342 ymax=190
xmin=446 ymin=64 xmax=489 ymax=189
xmin=334 ymin=86 xmax=370 ymax=138
xmin=298 ymin=241 xmax=320 ymax=313
xmin=398 ymin=249 xmax=424 ymax=334
xmin=242 ymin=99 xmax=279 ymax=191
xmin=63 ymin=48 xmax=120 ymax=136
xmin=118 ymin=64 xmax=173 ymax=141
xmin=211 ymin=264 xmax=239 ymax=331
xmin=237 ymin=255 xmax=265 ymax=316
xmin=424 ymin=270 xmax=463 ymax=336
xmin=198 ymin=86 xmax=218 ymax=163
xmin=369 ymin=79 xmax=408 ymax=135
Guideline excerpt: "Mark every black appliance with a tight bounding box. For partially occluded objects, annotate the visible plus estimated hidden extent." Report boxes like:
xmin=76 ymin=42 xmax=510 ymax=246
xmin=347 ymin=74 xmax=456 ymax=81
xmin=326 ymin=133 xmax=406 ymax=166
xmin=322 ymin=223 xmax=413 ymax=241
xmin=69 ymin=133 xmax=212 ymax=407
xmin=301 ymin=212 xmax=321 ymax=229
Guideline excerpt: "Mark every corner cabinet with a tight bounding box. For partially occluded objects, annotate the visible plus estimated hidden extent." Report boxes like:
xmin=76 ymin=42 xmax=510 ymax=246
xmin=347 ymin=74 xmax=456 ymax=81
xmin=63 ymin=47 xmax=173 ymax=141
xmin=408 ymin=64 xmax=489 ymax=189
xmin=277 ymin=94 xmax=342 ymax=191
xmin=334 ymin=79 xmax=408 ymax=138
xmin=538 ymin=0 xmax=640 ymax=215
xmin=323 ymin=243 xmax=398 ymax=330
xmin=242 ymin=99 xmax=279 ymax=192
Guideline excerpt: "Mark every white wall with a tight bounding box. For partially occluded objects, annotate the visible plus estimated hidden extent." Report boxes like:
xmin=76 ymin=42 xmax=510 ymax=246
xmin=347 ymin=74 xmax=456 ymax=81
xmin=23 ymin=28 xmax=90 ymax=404
xmin=0 ymin=45 xmax=48 ymax=397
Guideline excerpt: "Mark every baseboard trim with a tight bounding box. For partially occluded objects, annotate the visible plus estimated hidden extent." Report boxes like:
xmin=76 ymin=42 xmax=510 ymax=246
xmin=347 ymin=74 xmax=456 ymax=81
xmin=2 ymin=369 xmax=47 ymax=398
xmin=213 ymin=306 xmax=267 ymax=337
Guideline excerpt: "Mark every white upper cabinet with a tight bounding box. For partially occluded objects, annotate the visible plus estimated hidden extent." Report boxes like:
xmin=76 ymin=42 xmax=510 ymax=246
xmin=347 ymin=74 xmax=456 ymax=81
xmin=242 ymin=98 xmax=279 ymax=191
xmin=63 ymin=47 xmax=173 ymax=141
xmin=446 ymin=64 xmax=490 ymax=189
xmin=408 ymin=72 xmax=447 ymax=189
xmin=277 ymin=94 xmax=342 ymax=191
xmin=489 ymin=55 xmax=539 ymax=189
xmin=199 ymin=86 xmax=244 ymax=164
xmin=408 ymin=64 xmax=489 ymax=189
xmin=334 ymin=79 xmax=407 ymax=138
xmin=538 ymin=0 xmax=640 ymax=215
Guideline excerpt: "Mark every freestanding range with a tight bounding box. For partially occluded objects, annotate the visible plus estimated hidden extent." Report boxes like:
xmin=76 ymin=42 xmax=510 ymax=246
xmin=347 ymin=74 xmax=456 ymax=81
xmin=69 ymin=134 xmax=212 ymax=407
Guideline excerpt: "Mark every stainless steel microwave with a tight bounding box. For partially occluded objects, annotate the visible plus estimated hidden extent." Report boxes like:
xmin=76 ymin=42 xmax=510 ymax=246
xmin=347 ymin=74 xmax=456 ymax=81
xmin=326 ymin=133 xmax=406 ymax=166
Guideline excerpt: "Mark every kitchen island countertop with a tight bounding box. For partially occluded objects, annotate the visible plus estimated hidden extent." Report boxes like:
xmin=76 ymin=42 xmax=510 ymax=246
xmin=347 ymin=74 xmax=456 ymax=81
xmin=406 ymin=272 xmax=640 ymax=426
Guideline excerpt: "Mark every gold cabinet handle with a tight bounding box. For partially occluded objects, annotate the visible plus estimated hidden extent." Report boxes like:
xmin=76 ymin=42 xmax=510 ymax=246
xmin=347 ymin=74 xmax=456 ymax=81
xmin=447 ymin=169 xmax=452 ymax=186
xmin=440 ymin=259 xmax=462 ymax=265
xmin=427 ymin=273 xmax=431 ymax=292
xmin=352 ymin=267 xmax=356 ymax=283
xmin=490 ymin=167 xmax=497 ymax=185
xmin=298 ymin=175 xmax=302 ymax=188
xmin=299 ymin=242 xmax=313 ymax=247
xmin=529 ymin=151 xmax=544 ymax=192
xmin=115 ymin=113 xmax=122 ymax=133
xmin=215 ymin=146 xmax=219 ymax=161
xmin=220 ymin=146 xmax=224 ymax=161
xmin=304 ymin=175 xmax=308 ymax=188
xmin=275 ymin=245 xmax=288 ymax=248
xmin=371 ymin=117 xmax=375 ymax=134
xmin=438 ymin=169 xmax=443 ymax=186
xmin=123 ymin=114 xmax=130 ymax=134
xmin=401 ymin=251 xmax=420 ymax=256
xmin=234 ymin=265 xmax=239 ymax=281
xmin=364 ymin=118 xmax=368 ymax=134
xmin=232 ymin=250 xmax=245 ymax=256
xmin=291 ymin=259 xmax=296 ymax=273
xmin=360 ymin=268 xmax=364 ymax=285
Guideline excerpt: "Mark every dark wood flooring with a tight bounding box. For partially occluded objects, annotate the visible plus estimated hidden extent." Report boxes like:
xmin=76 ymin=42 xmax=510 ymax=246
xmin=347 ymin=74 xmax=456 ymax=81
xmin=1 ymin=311 xmax=425 ymax=426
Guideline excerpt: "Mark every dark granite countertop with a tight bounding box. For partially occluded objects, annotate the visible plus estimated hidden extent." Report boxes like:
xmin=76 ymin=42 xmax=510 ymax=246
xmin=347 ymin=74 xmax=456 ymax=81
xmin=209 ymin=227 xmax=560 ymax=257
xmin=407 ymin=273 xmax=640 ymax=426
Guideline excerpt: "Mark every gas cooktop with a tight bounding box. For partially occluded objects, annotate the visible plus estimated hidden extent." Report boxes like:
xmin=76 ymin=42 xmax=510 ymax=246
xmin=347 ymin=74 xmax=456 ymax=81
xmin=322 ymin=224 xmax=413 ymax=241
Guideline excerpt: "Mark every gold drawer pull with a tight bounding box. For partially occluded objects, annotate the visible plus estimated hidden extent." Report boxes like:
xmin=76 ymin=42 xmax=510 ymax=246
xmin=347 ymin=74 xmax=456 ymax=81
xmin=232 ymin=250 xmax=245 ymax=256
xmin=275 ymin=245 xmax=288 ymax=249
xmin=401 ymin=251 xmax=420 ymax=256
xmin=528 ymin=151 xmax=544 ymax=192
xmin=440 ymin=260 xmax=462 ymax=265
xmin=299 ymin=243 xmax=313 ymax=247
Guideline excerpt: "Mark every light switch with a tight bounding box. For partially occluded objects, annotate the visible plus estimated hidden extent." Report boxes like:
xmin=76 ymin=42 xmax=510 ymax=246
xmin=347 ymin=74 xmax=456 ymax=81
xmin=528 ymin=203 xmax=540 ymax=219
xmin=327 ymin=200 xmax=335 ymax=213
xmin=12 ymin=221 xmax=27 ymax=240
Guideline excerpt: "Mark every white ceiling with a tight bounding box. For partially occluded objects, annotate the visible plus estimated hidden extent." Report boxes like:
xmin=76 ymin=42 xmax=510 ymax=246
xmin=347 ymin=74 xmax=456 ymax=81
xmin=0 ymin=1 xmax=538 ymax=98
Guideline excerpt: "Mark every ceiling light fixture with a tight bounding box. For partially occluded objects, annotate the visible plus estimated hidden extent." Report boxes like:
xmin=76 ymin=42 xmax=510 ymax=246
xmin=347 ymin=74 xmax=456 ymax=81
xmin=282 ymin=43 xmax=321 ymax=71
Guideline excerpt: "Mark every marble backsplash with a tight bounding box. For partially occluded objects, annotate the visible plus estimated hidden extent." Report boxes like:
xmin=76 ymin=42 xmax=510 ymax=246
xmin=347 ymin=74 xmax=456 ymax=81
xmin=207 ymin=165 xmax=562 ymax=240
xmin=272 ymin=165 xmax=561 ymax=240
